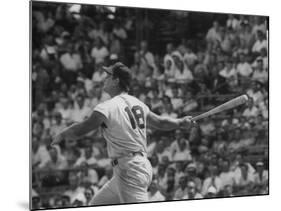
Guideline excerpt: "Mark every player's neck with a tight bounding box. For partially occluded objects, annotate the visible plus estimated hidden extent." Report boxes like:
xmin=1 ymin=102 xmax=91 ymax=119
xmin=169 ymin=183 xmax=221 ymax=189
xmin=108 ymin=88 xmax=127 ymax=98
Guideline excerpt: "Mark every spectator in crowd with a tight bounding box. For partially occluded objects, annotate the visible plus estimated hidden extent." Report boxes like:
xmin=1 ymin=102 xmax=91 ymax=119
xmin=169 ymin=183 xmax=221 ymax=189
xmin=148 ymin=179 xmax=166 ymax=201
xmin=109 ymin=33 xmax=122 ymax=56
xmin=80 ymin=162 xmax=99 ymax=185
xmin=219 ymin=159 xmax=236 ymax=189
xmin=82 ymin=146 xmax=97 ymax=165
xmin=173 ymin=51 xmax=194 ymax=84
xmin=173 ymin=175 xmax=188 ymax=200
xmin=160 ymin=102 xmax=178 ymax=118
xmin=32 ymin=189 xmax=42 ymax=209
xmin=71 ymin=94 xmax=91 ymax=122
xmin=170 ymin=86 xmax=184 ymax=110
xmin=33 ymin=65 xmax=50 ymax=107
xmin=237 ymin=53 xmax=253 ymax=80
xmin=57 ymin=97 xmax=73 ymax=123
xmin=228 ymin=128 xmax=244 ymax=152
xmin=112 ymin=21 xmax=127 ymax=40
xmin=32 ymin=135 xmax=51 ymax=169
xmin=212 ymin=131 xmax=227 ymax=154
xmin=206 ymin=21 xmax=221 ymax=44
xmin=185 ymin=163 xmax=202 ymax=192
xmin=84 ymin=186 xmax=95 ymax=206
xmin=60 ymin=195 xmax=71 ymax=207
xmin=90 ymin=37 xmax=109 ymax=65
xmin=208 ymin=62 xmax=229 ymax=94
xmin=252 ymin=58 xmax=268 ymax=84
xmin=173 ymin=161 xmax=186 ymax=188
xmin=63 ymin=172 xmax=86 ymax=205
xmin=220 ymin=27 xmax=233 ymax=54
xmin=92 ymin=63 xmax=107 ymax=85
xmin=253 ymin=161 xmax=268 ymax=186
xmin=219 ymin=59 xmax=237 ymax=83
xmin=200 ymin=118 xmax=215 ymax=137
xmin=173 ymin=137 xmax=192 ymax=162
xmin=97 ymin=166 xmax=113 ymax=188
xmin=235 ymin=163 xmax=255 ymax=188
xmin=50 ymin=112 xmax=66 ymax=136
xmin=182 ymin=90 xmax=198 ymax=114
xmin=183 ymin=180 xmax=203 ymax=199
xmin=205 ymin=186 xmax=218 ymax=198
xmin=242 ymin=98 xmax=259 ymax=117
xmin=156 ymin=138 xmax=172 ymax=162
xmin=202 ymin=165 xmax=222 ymax=196
xmin=164 ymin=43 xmax=176 ymax=83
xmin=246 ymin=81 xmax=264 ymax=105
xmin=150 ymin=153 xmax=159 ymax=175
xmin=170 ymin=130 xmax=184 ymax=155
xmin=45 ymin=147 xmax=67 ymax=170
xmin=252 ymin=30 xmax=267 ymax=54
xmin=221 ymin=185 xmax=234 ymax=197
xmin=60 ymin=43 xmax=83 ymax=72
xmin=183 ymin=47 xmax=197 ymax=69
xmin=135 ymin=40 xmax=157 ymax=79
xmin=226 ymin=14 xmax=239 ymax=30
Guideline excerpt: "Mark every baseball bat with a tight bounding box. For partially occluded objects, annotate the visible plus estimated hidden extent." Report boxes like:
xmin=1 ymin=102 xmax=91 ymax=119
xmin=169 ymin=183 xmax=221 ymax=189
xmin=191 ymin=94 xmax=249 ymax=121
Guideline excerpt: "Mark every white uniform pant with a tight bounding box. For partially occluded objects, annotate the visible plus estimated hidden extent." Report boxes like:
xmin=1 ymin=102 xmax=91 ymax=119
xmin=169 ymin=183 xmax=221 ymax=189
xmin=91 ymin=155 xmax=152 ymax=205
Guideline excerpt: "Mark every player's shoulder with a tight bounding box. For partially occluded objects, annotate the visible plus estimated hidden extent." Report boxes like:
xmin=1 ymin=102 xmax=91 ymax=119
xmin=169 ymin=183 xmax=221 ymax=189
xmin=125 ymin=94 xmax=147 ymax=106
xmin=94 ymin=97 xmax=115 ymax=110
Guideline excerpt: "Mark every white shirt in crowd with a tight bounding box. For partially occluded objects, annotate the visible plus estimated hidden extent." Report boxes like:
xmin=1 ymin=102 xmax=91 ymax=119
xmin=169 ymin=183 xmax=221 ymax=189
xmin=252 ymin=70 xmax=268 ymax=83
xmin=174 ymin=67 xmax=194 ymax=84
xmin=92 ymin=70 xmax=107 ymax=84
xmin=219 ymin=68 xmax=237 ymax=79
xmin=91 ymin=46 xmax=109 ymax=64
xmin=148 ymin=191 xmax=165 ymax=201
xmin=227 ymin=18 xmax=239 ymax=30
xmin=242 ymin=106 xmax=259 ymax=117
xmin=64 ymin=187 xmax=86 ymax=205
xmin=60 ymin=53 xmax=83 ymax=71
xmin=201 ymin=177 xmax=222 ymax=196
xmin=71 ymin=103 xmax=91 ymax=122
xmin=157 ymin=149 xmax=172 ymax=162
xmin=32 ymin=145 xmax=51 ymax=168
xmin=184 ymin=52 xmax=198 ymax=67
xmin=247 ymin=89 xmax=264 ymax=105
xmin=113 ymin=27 xmax=127 ymax=40
xmin=219 ymin=171 xmax=236 ymax=188
xmin=237 ymin=62 xmax=253 ymax=77
xmin=253 ymin=170 xmax=269 ymax=185
xmin=252 ymin=39 xmax=267 ymax=53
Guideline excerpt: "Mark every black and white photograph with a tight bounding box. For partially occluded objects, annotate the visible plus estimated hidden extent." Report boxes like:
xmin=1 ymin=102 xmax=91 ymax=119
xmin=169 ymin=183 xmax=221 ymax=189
xmin=30 ymin=1 xmax=269 ymax=210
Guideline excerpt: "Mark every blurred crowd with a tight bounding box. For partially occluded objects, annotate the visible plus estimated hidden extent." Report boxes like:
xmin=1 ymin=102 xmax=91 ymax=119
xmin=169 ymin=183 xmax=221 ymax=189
xmin=31 ymin=3 xmax=268 ymax=209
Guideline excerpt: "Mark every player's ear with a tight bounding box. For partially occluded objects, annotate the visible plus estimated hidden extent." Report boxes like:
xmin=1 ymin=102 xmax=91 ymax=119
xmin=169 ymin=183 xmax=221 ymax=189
xmin=114 ymin=77 xmax=120 ymax=86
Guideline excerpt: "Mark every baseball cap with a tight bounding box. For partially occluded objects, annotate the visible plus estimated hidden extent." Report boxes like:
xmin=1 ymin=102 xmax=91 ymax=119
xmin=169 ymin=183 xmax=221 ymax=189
xmin=102 ymin=62 xmax=132 ymax=91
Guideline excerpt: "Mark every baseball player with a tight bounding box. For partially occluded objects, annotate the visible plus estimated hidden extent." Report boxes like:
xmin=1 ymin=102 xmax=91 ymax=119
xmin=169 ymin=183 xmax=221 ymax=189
xmin=51 ymin=62 xmax=194 ymax=205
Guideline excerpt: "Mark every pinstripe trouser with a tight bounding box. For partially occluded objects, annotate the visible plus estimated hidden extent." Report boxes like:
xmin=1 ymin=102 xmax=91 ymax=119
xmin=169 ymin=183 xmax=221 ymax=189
xmin=90 ymin=154 xmax=153 ymax=205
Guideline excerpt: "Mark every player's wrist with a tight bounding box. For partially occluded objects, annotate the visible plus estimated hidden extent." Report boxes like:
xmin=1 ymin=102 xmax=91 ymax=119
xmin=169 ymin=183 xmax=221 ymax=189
xmin=177 ymin=118 xmax=185 ymax=129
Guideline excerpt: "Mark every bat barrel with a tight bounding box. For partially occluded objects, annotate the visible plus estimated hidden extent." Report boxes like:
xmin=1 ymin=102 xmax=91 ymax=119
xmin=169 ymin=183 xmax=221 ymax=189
xmin=191 ymin=94 xmax=249 ymax=121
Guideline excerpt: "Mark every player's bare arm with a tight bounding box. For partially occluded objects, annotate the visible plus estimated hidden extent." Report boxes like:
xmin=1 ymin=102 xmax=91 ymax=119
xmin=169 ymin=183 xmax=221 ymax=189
xmin=51 ymin=111 xmax=106 ymax=146
xmin=146 ymin=111 xmax=194 ymax=131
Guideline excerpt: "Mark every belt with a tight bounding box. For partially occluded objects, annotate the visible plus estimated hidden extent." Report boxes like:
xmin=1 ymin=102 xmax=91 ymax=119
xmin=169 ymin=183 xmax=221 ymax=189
xmin=111 ymin=151 xmax=144 ymax=167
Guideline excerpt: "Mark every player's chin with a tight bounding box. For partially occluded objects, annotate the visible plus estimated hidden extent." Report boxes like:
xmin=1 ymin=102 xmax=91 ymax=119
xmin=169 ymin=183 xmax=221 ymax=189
xmin=103 ymin=86 xmax=109 ymax=93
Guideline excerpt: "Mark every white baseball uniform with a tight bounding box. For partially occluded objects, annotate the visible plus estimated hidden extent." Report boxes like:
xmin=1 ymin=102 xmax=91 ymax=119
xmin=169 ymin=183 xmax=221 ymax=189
xmin=91 ymin=93 xmax=153 ymax=205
